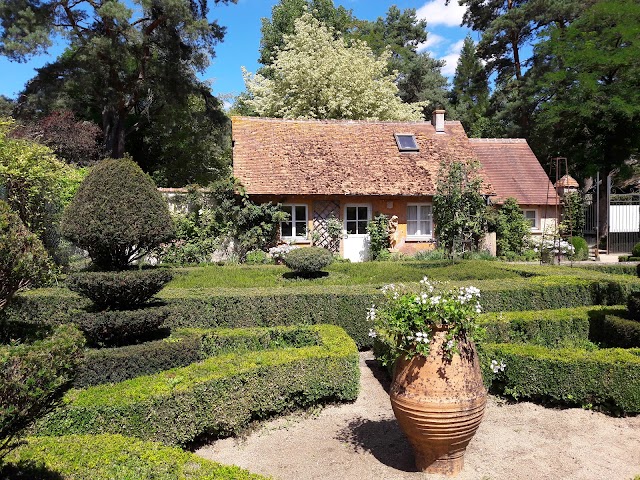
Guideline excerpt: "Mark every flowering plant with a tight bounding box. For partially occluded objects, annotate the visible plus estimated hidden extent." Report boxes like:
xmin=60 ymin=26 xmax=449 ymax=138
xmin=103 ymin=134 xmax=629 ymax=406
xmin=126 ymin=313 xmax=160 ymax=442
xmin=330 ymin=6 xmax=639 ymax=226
xmin=369 ymin=277 xmax=485 ymax=366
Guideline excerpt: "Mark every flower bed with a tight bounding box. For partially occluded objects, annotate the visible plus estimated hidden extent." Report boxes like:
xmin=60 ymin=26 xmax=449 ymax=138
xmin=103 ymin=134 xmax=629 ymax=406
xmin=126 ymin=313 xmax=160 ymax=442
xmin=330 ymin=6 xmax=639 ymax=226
xmin=1 ymin=434 xmax=267 ymax=479
xmin=34 ymin=325 xmax=359 ymax=446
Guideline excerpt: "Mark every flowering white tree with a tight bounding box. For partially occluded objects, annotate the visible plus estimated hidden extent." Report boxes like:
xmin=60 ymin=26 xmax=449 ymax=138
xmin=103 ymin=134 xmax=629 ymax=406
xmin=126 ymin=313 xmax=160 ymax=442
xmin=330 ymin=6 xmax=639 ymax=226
xmin=242 ymin=13 xmax=425 ymax=121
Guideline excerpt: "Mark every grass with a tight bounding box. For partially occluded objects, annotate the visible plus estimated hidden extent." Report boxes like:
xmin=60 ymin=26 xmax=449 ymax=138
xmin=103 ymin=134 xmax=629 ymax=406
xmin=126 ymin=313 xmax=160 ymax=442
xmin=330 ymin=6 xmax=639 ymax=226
xmin=166 ymin=260 xmax=528 ymax=289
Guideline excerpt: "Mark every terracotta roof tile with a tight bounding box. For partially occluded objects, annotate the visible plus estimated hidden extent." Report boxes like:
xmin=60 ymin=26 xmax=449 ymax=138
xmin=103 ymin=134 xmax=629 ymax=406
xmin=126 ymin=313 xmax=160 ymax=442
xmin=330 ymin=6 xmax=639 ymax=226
xmin=469 ymin=139 xmax=558 ymax=205
xmin=232 ymin=116 xmax=487 ymax=196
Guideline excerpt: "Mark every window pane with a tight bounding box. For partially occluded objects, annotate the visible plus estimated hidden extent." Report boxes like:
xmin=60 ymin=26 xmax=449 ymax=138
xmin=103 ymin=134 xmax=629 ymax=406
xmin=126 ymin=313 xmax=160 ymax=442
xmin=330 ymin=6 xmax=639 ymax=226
xmin=295 ymin=205 xmax=306 ymax=222
xmin=396 ymin=134 xmax=418 ymax=151
xmin=346 ymin=221 xmax=357 ymax=234
xmin=346 ymin=207 xmax=357 ymax=221
xmin=281 ymin=222 xmax=292 ymax=237
xmin=295 ymin=221 xmax=307 ymax=237
xmin=407 ymin=206 xmax=417 ymax=221
xmin=420 ymin=206 xmax=432 ymax=220
xmin=419 ymin=221 xmax=429 ymax=236
xmin=358 ymin=220 xmax=368 ymax=234
xmin=358 ymin=207 xmax=368 ymax=220
xmin=407 ymin=220 xmax=417 ymax=236
xmin=282 ymin=205 xmax=292 ymax=216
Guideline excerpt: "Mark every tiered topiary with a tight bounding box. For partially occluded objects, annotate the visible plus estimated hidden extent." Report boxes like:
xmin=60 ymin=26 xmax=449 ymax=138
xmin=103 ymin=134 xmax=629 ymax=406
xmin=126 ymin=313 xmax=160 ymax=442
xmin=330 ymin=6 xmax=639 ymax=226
xmin=61 ymin=157 xmax=174 ymax=271
xmin=66 ymin=270 xmax=173 ymax=347
xmin=283 ymin=246 xmax=333 ymax=277
xmin=568 ymin=236 xmax=589 ymax=261
xmin=62 ymin=157 xmax=175 ymax=346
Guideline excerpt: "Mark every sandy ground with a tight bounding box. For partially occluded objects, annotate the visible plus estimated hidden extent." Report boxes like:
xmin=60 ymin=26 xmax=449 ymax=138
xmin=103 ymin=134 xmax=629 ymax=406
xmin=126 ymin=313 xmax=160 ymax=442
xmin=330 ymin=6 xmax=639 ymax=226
xmin=196 ymin=352 xmax=640 ymax=480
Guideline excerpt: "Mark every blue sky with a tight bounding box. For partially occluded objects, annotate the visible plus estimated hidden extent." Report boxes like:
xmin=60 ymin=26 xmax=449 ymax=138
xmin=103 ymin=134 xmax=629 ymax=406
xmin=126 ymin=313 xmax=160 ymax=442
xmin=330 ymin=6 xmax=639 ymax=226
xmin=0 ymin=0 xmax=474 ymax=101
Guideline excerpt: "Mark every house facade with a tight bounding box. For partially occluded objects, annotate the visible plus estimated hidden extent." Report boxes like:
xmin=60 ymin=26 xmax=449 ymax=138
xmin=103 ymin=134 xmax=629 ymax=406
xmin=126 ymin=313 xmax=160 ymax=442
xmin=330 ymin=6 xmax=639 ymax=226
xmin=231 ymin=114 xmax=558 ymax=262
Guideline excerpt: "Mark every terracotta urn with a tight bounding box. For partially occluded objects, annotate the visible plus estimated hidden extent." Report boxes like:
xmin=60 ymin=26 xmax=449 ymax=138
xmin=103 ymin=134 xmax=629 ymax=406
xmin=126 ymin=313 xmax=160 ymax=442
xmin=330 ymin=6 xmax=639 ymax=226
xmin=389 ymin=327 xmax=486 ymax=476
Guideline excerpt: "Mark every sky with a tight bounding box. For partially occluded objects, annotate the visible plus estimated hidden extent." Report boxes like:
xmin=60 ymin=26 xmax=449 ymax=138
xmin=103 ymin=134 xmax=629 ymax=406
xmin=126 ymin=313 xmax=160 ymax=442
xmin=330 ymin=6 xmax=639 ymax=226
xmin=0 ymin=0 xmax=475 ymax=102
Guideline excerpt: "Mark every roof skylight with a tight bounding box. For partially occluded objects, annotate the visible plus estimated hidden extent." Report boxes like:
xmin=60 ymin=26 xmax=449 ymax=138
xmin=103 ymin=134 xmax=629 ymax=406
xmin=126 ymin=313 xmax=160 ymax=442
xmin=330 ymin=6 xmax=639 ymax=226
xmin=394 ymin=134 xmax=419 ymax=152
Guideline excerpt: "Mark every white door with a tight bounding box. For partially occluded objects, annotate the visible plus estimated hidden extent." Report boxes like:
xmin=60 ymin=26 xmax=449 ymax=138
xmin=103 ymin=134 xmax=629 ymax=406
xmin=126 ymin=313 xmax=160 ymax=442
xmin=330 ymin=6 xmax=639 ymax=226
xmin=343 ymin=204 xmax=371 ymax=262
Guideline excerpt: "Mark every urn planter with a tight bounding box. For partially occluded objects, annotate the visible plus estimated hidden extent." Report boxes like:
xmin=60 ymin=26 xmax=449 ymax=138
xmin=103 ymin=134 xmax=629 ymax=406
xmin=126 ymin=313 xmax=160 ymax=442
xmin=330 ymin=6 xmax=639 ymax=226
xmin=389 ymin=328 xmax=486 ymax=476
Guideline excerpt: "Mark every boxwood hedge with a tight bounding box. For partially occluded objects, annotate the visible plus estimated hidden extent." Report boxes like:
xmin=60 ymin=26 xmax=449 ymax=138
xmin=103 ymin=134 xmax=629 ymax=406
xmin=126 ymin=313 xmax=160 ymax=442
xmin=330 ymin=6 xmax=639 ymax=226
xmin=76 ymin=326 xmax=322 ymax=388
xmin=1 ymin=434 xmax=267 ymax=480
xmin=480 ymin=343 xmax=640 ymax=414
xmin=35 ymin=325 xmax=359 ymax=446
xmin=5 ymin=271 xmax=640 ymax=349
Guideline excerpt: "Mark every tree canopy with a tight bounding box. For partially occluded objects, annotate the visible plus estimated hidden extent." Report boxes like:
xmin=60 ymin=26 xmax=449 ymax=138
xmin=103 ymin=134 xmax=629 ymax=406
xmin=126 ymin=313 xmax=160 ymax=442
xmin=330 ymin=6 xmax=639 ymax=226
xmin=1 ymin=0 xmax=236 ymax=159
xmin=243 ymin=13 xmax=424 ymax=121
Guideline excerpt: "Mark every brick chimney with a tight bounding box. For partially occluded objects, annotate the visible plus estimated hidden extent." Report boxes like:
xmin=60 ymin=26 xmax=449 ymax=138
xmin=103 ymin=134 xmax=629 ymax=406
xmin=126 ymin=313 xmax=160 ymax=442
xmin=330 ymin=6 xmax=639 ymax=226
xmin=432 ymin=109 xmax=445 ymax=133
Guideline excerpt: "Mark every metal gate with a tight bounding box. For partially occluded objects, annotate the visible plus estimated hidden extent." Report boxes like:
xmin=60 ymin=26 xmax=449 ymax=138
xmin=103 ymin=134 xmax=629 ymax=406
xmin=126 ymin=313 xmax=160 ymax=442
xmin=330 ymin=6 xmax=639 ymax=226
xmin=608 ymin=193 xmax=640 ymax=253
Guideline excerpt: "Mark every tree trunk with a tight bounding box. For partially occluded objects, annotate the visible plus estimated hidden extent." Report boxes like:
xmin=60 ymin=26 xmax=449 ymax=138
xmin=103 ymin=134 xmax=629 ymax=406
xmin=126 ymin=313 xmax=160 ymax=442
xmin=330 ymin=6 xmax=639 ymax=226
xmin=597 ymin=172 xmax=610 ymax=244
xmin=102 ymin=107 xmax=126 ymax=158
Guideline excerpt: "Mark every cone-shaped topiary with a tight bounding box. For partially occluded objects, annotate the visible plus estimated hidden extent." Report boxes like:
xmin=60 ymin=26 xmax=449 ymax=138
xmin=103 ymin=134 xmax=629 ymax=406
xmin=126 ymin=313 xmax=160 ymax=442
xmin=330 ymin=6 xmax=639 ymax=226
xmin=61 ymin=158 xmax=174 ymax=270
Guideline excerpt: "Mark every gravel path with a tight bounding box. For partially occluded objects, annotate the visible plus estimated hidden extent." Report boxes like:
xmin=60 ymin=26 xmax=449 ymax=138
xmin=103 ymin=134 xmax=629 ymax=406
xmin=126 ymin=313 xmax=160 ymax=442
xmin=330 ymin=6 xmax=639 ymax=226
xmin=196 ymin=352 xmax=640 ymax=480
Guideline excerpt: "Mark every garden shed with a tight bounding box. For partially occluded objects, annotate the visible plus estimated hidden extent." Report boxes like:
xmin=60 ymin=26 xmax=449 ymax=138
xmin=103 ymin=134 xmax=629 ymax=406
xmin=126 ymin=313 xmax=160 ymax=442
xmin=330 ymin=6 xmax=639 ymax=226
xmin=231 ymin=114 xmax=558 ymax=261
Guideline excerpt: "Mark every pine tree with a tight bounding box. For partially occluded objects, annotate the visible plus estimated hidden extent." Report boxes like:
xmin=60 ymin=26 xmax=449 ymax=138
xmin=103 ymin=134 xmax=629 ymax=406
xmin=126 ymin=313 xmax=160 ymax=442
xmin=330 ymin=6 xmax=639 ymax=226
xmin=450 ymin=35 xmax=489 ymax=136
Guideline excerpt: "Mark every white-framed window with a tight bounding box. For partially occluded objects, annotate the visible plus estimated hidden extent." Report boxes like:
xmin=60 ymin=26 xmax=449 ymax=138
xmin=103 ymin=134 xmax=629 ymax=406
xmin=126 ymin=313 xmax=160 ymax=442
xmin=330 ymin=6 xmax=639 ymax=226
xmin=407 ymin=204 xmax=433 ymax=237
xmin=280 ymin=205 xmax=308 ymax=239
xmin=523 ymin=209 xmax=537 ymax=229
xmin=345 ymin=205 xmax=370 ymax=235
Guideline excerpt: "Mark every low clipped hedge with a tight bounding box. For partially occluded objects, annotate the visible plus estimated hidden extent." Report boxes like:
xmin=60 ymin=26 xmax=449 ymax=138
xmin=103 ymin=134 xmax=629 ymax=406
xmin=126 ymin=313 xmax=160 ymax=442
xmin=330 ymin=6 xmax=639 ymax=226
xmin=590 ymin=314 xmax=640 ymax=349
xmin=76 ymin=326 xmax=322 ymax=388
xmin=6 ymin=272 xmax=640 ymax=349
xmin=66 ymin=269 xmax=173 ymax=310
xmin=74 ymin=307 xmax=169 ymax=347
xmin=35 ymin=325 xmax=360 ymax=446
xmin=480 ymin=343 xmax=640 ymax=414
xmin=577 ymin=263 xmax=637 ymax=275
xmin=1 ymin=434 xmax=267 ymax=480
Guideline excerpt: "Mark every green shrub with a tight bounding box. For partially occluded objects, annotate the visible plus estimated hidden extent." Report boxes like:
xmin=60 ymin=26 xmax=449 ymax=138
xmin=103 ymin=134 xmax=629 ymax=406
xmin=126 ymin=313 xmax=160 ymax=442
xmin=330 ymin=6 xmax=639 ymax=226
xmin=576 ymin=264 xmax=637 ymax=275
xmin=244 ymin=249 xmax=270 ymax=265
xmin=61 ymin=158 xmax=174 ymax=270
xmin=569 ymin=236 xmax=589 ymax=261
xmin=0 ymin=325 xmax=85 ymax=459
xmin=0 ymin=201 xmax=51 ymax=312
xmin=74 ymin=307 xmax=168 ymax=347
xmin=633 ymin=242 xmax=640 ymax=258
xmin=283 ymin=247 xmax=333 ymax=275
xmin=481 ymin=343 xmax=640 ymax=414
xmin=496 ymin=197 xmax=531 ymax=257
xmin=628 ymin=292 xmax=640 ymax=320
xmin=66 ymin=269 xmax=173 ymax=310
xmin=366 ymin=214 xmax=390 ymax=260
xmin=1 ymin=434 xmax=268 ymax=479
xmin=35 ymin=325 xmax=360 ymax=446
xmin=75 ymin=325 xmax=321 ymax=388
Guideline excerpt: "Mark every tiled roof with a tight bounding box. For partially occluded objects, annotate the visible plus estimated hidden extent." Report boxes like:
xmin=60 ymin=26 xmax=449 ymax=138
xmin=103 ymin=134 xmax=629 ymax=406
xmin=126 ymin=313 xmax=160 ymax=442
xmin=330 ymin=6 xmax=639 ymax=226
xmin=232 ymin=116 xmax=487 ymax=196
xmin=469 ymin=139 xmax=558 ymax=205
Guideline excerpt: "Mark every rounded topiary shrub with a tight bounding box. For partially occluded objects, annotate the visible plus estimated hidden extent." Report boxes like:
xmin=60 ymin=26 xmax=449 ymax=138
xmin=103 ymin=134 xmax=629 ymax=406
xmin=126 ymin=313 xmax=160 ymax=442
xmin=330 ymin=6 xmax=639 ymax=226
xmin=628 ymin=292 xmax=640 ymax=321
xmin=569 ymin=236 xmax=589 ymax=261
xmin=61 ymin=158 xmax=174 ymax=270
xmin=283 ymin=247 xmax=333 ymax=276
xmin=633 ymin=242 xmax=640 ymax=258
xmin=74 ymin=307 xmax=169 ymax=347
xmin=66 ymin=269 xmax=173 ymax=310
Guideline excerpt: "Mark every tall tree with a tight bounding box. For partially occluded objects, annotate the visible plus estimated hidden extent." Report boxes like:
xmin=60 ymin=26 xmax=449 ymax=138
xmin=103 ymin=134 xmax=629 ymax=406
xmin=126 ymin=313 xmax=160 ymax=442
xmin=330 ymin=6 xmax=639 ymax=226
xmin=450 ymin=34 xmax=489 ymax=135
xmin=258 ymin=0 xmax=354 ymax=69
xmin=454 ymin=0 xmax=591 ymax=137
xmin=243 ymin=13 xmax=424 ymax=121
xmin=354 ymin=6 xmax=450 ymax=116
xmin=531 ymin=0 xmax=640 ymax=236
xmin=0 ymin=0 xmax=236 ymax=158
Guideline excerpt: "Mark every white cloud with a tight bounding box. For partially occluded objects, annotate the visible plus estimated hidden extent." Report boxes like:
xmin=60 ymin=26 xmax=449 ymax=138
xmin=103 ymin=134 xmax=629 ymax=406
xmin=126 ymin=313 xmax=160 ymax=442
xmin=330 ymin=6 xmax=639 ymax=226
xmin=416 ymin=0 xmax=467 ymax=27
xmin=439 ymin=39 xmax=466 ymax=76
xmin=417 ymin=33 xmax=446 ymax=52
xmin=440 ymin=53 xmax=460 ymax=76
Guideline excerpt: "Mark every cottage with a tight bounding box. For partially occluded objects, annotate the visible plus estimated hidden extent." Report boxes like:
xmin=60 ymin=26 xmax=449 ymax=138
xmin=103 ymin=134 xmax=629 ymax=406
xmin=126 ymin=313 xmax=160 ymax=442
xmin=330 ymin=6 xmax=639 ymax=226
xmin=231 ymin=113 xmax=558 ymax=261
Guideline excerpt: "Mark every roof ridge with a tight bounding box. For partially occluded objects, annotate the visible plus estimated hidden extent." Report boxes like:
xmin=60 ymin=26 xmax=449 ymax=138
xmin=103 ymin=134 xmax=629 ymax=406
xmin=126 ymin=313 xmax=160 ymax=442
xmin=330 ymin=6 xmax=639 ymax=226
xmin=468 ymin=138 xmax=527 ymax=143
xmin=231 ymin=116 xmax=462 ymax=126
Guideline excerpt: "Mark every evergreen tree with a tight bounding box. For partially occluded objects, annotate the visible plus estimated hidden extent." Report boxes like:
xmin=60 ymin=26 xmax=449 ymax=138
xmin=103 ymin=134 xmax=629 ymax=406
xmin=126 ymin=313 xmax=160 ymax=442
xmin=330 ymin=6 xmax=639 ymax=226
xmin=450 ymin=35 xmax=489 ymax=135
